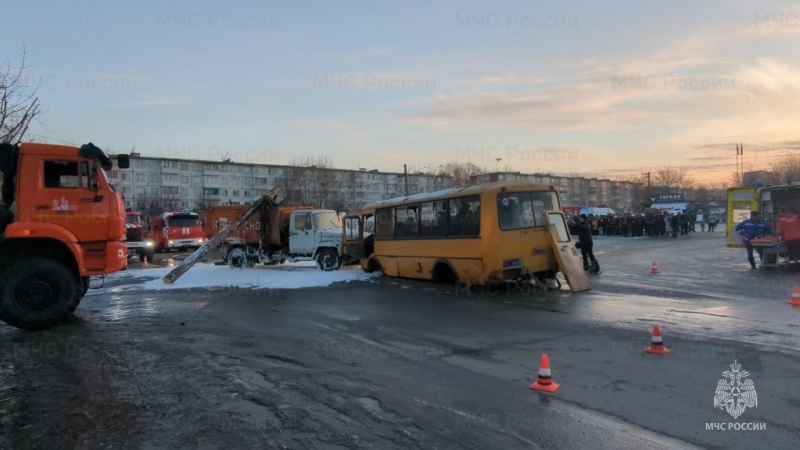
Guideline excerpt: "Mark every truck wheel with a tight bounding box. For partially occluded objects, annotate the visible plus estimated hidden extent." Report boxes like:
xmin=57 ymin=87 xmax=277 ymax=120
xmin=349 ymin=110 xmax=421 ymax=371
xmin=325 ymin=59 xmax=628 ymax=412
xmin=227 ymin=247 xmax=249 ymax=269
xmin=81 ymin=277 xmax=90 ymax=297
xmin=316 ymin=249 xmax=341 ymax=271
xmin=140 ymin=249 xmax=155 ymax=263
xmin=0 ymin=258 xmax=81 ymax=330
xmin=67 ymin=277 xmax=90 ymax=315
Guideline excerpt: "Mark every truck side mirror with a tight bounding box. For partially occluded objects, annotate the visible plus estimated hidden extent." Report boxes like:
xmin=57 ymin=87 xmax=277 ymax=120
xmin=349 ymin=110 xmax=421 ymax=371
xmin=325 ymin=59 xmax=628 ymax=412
xmin=117 ymin=154 xmax=131 ymax=169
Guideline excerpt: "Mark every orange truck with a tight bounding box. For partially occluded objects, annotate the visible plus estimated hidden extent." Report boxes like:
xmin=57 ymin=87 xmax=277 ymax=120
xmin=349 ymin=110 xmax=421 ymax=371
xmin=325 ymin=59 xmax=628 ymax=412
xmin=149 ymin=210 xmax=205 ymax=252
xmin=0 ymin=142 xmax=130 ymax=330
xmin=202 ymin=204 xmax=345 ymax=270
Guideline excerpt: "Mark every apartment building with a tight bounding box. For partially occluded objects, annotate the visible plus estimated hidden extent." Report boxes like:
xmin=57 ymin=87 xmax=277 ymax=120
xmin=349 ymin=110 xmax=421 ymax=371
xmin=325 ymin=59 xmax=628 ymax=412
xmin=108 ymin=154 xmax=446 ymax=214
xmin=108 ymin=154 xmax=641 ymax=214
xmin=470 ymin=172 xmax=640 ymax=214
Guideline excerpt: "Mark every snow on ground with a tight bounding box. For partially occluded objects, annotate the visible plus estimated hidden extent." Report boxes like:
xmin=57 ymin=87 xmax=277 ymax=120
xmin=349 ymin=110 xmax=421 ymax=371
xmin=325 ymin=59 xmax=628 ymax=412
xmin=89 ymin=262 xmax=380 ymax=294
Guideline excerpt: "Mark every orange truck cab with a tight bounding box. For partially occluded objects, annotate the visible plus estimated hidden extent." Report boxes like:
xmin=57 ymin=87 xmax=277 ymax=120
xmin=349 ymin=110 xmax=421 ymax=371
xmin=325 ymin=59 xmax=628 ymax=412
xmin=149 ymin=211 xmax=205 ymax=252
xmin=0 ymin=142 xmax=130 ymax=330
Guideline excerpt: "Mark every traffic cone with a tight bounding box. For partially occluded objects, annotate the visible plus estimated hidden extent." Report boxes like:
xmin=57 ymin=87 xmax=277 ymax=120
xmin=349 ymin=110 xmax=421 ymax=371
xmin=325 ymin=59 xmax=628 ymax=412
xmin=789 ymin=285 xmax=800 ymax=306
xmin=142 ymin=255 xmax=149 ymax=268
xmin=644 ymin=325 xmax=671 ymax=355
xmin=530 ymin=353 xmax=560 ymax=392
xmin=650 ymin=261 xmax=660 ymax=274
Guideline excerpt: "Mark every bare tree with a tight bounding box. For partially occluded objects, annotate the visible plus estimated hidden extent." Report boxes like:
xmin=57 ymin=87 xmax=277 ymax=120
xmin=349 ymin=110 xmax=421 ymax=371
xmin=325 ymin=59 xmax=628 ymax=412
xmin=1 ymin=47 xmax=43 ymax=144
xmin=652 ymin=166 xmax=694 ymax=191
xmin=769 ymin=154 xmax=800 ymax=185
xmin=280 ymin=156 xmax=341 ymax=208
xmin=439 ymin=162 xmax=485 ymax=187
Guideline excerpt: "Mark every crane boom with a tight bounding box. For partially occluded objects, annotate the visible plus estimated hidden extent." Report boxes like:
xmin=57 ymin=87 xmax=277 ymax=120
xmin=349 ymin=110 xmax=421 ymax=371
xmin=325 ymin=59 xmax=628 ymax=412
xmin=162 ymin=186 xmax=285 ymax=284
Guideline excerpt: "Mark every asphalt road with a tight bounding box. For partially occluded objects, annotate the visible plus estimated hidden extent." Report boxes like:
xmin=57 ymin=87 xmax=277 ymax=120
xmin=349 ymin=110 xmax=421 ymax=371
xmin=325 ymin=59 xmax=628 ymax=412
xmin=1 ymin=228 xmax=799 ymax=449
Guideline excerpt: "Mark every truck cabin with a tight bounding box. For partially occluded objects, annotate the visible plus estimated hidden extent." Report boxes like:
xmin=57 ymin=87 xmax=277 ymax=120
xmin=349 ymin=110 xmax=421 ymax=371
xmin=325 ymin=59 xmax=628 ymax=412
xmin=0 ymin=142 xmax=129 ymax=235
xmin=166 ymin=213 xmax=200 ymax=227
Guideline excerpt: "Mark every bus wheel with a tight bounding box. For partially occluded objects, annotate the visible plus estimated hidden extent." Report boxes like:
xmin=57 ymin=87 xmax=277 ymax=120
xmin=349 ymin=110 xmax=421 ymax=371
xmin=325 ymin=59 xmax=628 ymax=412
xmin=316 ymin=249 xmax=341 ymax=271
xmin=0 ymin=258 xmax=81 ymax=330
xmin=364 ymin=258 xmax=382 ymax=274
xmin=432 ymin=262 xmax=457 ymax=284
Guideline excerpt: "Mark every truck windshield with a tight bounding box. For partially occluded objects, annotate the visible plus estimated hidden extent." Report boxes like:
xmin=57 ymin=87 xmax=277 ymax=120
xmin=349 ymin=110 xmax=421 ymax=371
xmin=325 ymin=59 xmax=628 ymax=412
xmin=168 ymin=215 xmax=199 ymax=227
xmin=98 ymin=166 xmax=116 ymax=192
xmin=313 ymin=211 xmax=340 ymax=230
xmin=126 ymin=214 xmax=142 ymax=225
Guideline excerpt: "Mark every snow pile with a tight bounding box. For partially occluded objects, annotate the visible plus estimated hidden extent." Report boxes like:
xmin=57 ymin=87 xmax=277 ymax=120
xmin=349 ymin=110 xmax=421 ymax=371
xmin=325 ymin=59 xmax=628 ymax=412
xmin=90 ymin=262 xmax=380 ymax=294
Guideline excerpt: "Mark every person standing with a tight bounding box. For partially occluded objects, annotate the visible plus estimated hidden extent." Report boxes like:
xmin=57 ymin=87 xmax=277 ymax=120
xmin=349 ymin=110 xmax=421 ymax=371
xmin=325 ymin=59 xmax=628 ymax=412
xmin=707 ymin=214 xmax=719 ymax=231
xmin=569 ymin=214 xmax=600 ymax=273
xmin=670 ymin=214 xmax=679 ymax=238
xmin=734 ymin=211 xmax=772 ymax=269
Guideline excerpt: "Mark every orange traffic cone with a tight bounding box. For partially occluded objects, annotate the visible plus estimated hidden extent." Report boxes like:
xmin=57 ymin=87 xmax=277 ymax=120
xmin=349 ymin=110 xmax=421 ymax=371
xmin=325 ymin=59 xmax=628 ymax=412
xmin=789 ymin=285 xmax=800 ymax=306
xmin=650 ymin=261 xmax=660 ymax=274
xmin=644 ymin=325 xmax=671 ymax=355
xmin=530 ymin=353 xmax=560 ymax=392
xmin=142 ymin=255 xmax=149 ymax=268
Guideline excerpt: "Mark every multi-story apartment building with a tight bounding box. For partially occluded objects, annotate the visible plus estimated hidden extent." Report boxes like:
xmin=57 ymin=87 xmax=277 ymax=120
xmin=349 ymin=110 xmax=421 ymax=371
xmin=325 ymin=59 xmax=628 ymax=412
xmin=108 ymin=154 xmax=641 ymax=214
xmin=108 ymin=154 xmax=448 ymax=214
xmin=471 ymin=172 xmax=640 ymax=214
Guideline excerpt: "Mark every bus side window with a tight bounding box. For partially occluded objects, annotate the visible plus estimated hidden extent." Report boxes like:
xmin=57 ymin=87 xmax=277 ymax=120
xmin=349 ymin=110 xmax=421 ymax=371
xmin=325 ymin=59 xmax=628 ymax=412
xmin=376 ymin=208 xmax=394 ymax=239
xmin=463 ymin=202 xmax=480 ymax=236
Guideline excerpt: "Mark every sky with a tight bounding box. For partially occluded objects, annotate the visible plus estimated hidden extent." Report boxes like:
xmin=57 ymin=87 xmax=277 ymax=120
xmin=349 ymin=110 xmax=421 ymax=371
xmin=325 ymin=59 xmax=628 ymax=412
xmin=3 ymin=0 xmax=800 ymax=183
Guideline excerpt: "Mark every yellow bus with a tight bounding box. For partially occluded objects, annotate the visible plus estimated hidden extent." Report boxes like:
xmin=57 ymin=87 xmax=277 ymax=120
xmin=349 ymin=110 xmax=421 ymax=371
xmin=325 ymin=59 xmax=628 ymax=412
xmin=342 ymin=181 xmax=590 ymax=292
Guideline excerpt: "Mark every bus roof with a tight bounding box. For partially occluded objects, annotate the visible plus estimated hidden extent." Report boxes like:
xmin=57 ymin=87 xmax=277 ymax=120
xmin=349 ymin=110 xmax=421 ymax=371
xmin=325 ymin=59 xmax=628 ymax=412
xmin=363 ymin=181 xmax=556 ymax=210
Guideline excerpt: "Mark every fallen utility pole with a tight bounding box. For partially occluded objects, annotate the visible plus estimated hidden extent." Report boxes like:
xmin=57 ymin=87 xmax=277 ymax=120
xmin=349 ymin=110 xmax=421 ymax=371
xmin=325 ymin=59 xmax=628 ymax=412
xmin=162 ymin=186 xmax=286 ymax=284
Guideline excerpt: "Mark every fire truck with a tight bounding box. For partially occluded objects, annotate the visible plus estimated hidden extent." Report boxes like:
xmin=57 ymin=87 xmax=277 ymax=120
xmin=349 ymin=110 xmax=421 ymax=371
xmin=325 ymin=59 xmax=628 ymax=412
xmin=149 ymin=211 xmax=205 ymax=252
xmin=0 ymin=142 xmax=129 ymax=330
xmin=125 ymin=210 xmax=156 ymax=262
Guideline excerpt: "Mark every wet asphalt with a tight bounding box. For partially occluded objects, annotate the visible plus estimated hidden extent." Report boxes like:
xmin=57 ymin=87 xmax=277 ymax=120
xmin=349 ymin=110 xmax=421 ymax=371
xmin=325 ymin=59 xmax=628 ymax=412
xmin=1 ymin=228 xmax=799 ymax=449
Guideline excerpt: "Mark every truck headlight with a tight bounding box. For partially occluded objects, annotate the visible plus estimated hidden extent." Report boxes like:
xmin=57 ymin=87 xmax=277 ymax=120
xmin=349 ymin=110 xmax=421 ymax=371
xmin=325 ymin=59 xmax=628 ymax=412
xmin=146 ymin=241 xmax=154 ymax=247
xmin=197 ymin=238 xmax=204 ymax=244
xmin=168 ymin=240 xmax=175 ymax=246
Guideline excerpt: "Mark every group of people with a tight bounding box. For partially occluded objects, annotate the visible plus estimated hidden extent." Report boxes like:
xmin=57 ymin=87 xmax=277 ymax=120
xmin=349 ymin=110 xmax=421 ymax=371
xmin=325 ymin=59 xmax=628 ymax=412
xmin=580 ymin=211 xmax=721 ymax=238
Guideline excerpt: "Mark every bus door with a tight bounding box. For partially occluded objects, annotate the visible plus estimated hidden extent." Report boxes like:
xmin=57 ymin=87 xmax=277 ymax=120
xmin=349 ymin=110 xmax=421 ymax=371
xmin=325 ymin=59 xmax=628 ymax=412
xmin=343 ymin=215 xmax=365 ymax=260
xmin=545 ymin=211 xmax=591 ymax=292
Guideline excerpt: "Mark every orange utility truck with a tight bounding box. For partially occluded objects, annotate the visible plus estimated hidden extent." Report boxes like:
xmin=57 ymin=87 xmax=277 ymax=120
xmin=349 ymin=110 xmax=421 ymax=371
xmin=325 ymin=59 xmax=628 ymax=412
xmin=0 ymin=142 xmax=130 ymax=330
xmin=203 ymin=204 xmax=344 ymax=270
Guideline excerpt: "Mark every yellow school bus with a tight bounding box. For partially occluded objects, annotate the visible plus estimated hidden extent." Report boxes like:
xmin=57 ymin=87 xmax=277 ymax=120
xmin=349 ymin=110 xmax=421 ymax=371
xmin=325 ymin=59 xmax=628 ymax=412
xmin=342 ymin=181 xmax=590 ymax=292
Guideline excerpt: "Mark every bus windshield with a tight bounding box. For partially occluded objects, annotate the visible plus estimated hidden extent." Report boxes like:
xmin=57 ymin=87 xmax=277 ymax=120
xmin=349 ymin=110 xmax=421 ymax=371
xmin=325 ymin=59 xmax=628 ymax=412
xmin=497 ymin=191 xmax=560 ymax=230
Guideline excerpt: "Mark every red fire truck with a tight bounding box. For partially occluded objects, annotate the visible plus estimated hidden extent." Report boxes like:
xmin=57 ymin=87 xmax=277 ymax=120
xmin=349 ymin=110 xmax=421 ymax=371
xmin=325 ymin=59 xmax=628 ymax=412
xmin=149 ymin=211 xmax=205 ymax=252
xmin=125 ymin=210 xmax=156 ymax=262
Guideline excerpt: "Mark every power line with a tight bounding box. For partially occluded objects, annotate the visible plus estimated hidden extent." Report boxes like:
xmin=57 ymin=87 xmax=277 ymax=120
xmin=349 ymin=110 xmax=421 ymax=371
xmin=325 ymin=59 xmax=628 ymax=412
xmin=26 ymin=133 xmax=77 ymax=146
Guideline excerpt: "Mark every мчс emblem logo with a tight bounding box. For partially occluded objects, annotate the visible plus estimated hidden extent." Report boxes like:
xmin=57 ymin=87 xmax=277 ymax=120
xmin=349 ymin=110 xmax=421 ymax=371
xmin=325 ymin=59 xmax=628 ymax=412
xmin=714 ymin=360 xmax=757 ymax=419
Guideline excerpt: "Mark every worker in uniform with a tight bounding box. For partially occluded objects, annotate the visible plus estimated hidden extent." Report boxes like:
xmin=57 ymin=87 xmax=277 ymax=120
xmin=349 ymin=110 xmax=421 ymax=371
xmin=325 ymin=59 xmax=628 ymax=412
xmin=734 ymin=211 xmax=772 ymax=270
xmin=569 ymin=214 xmax=601 ymax=274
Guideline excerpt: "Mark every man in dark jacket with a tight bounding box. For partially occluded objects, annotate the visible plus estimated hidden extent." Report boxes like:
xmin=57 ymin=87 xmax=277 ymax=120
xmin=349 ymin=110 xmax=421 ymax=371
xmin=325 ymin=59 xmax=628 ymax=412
xmin=734 ymin=211 xmax=772 ymax=269
xmin=569 ymin=214 xmax=600 ymax=273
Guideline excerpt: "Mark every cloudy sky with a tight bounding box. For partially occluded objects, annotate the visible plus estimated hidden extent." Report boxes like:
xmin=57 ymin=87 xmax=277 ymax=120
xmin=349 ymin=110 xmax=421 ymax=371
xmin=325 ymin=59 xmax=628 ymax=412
xmin=4 ymin=0 xmax=800 ymax=182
